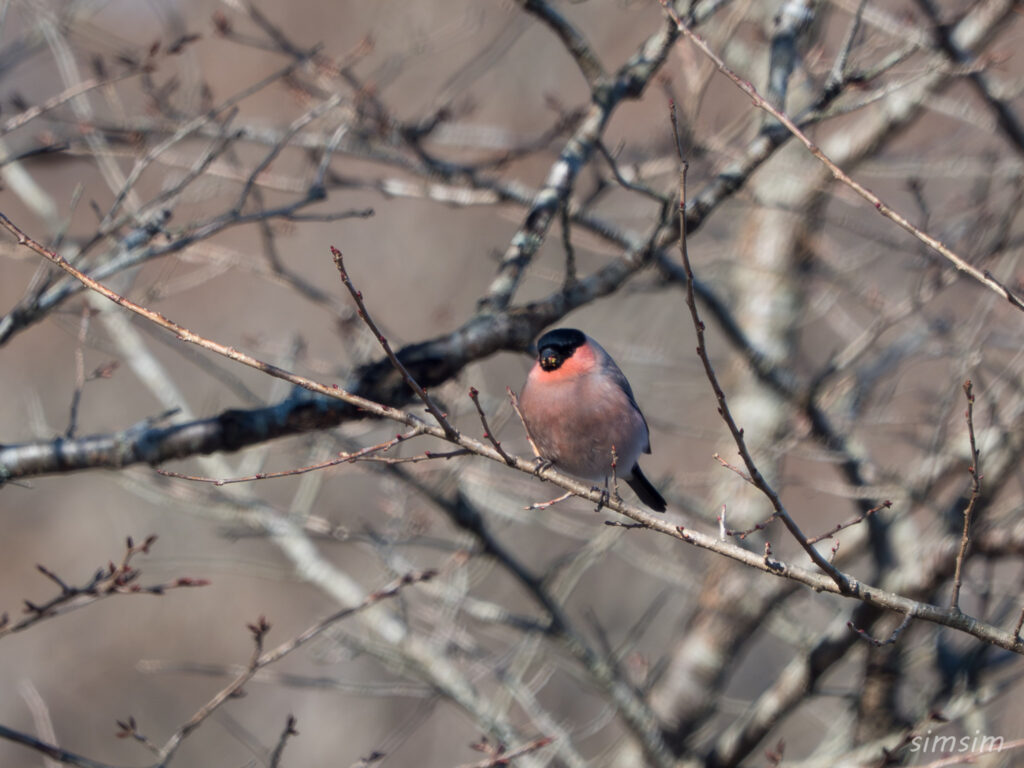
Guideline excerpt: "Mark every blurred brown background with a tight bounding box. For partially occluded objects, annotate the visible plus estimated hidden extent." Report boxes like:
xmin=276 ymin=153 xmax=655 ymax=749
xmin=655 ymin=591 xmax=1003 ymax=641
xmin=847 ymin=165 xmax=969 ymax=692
xmin=2 ymin=1 xmax=1024 ymax=766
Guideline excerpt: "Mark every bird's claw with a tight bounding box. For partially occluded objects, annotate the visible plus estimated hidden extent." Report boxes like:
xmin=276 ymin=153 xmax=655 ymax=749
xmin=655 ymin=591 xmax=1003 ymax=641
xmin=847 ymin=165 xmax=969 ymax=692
xmin=532 ymin=457 xmax=553 ymax=477
xmin=592 ymin=486 xmax=610 ymax=512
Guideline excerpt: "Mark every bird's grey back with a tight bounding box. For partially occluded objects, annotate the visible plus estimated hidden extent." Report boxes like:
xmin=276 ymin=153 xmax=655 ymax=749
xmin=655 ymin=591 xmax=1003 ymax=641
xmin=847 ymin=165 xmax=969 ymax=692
xmin=585 ymin=335 xmax=652 ymax=454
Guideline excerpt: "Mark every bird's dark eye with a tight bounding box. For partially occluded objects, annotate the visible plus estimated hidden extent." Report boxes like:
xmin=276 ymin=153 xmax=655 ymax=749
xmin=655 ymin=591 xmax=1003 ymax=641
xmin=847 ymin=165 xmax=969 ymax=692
xmin=539 ymin=349 xmax=562 ymax=370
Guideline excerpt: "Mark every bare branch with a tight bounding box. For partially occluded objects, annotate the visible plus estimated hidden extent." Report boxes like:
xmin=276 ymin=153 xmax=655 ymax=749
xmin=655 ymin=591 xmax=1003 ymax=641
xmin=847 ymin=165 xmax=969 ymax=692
xmin=950 ymin=379 xmax=982 ymax=611
xmin=0 ymin=536 xmax=207 ymax=641
xmin=848 ymin=611 xmax=914 ymax=648
xmin=468 ymin=387 xmax=514 ymax=465
xmin=156 ymin=570 xmax=435 ymax=765
xmin=671 ymin=109 xmax=850 ymax=591
xmin=269 ymin=715 xmax=299 ymax=768
xmin=332 ymin=247 xmax=458 ymax=438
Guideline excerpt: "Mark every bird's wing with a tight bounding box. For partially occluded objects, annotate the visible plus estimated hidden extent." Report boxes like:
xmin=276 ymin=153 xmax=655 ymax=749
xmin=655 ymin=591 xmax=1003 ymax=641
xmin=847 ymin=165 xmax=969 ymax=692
xmin=604 ymin=360 xmax=653 ymax=454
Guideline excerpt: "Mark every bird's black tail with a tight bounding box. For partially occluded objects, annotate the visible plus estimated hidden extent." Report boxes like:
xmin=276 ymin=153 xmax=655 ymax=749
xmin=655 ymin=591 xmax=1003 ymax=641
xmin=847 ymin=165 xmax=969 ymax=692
xmin=626 ymin=467 xmax=667 ymax=512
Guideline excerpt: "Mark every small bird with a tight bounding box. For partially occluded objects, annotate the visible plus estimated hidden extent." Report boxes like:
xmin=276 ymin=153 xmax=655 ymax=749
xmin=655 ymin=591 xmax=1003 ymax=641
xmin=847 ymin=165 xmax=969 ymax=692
xmin=519 ymin=328 xmax=667 ymax=512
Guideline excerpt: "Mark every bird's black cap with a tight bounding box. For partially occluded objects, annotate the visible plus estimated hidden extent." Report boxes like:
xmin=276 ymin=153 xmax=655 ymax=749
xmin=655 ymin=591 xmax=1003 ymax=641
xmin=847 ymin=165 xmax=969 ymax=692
xmin=536 ymin=328 xmax=587 ymax=371
xmin=537 ymin=328 xmax=586 ymax=354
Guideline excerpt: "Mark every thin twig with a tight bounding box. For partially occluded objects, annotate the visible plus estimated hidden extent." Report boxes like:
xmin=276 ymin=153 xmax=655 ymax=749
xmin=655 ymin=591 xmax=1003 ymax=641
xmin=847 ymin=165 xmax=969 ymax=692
xmin=155 ymin=429 xmax=423 ymax=484
xmin=721 ymin=510 xmax=778 ymax=541
xmin=807 ymin=500 xmax=892 ymax=545
xmin=332 ymin=247 xmax=458 ymax=438
xmin=594 ymin=140 xmax=666 ymax=203
xmin=605 ymin=520 xmax=649 ymax=530
xmin=507 ymin=387 xmax=544 ymax=461
xmin=713 ymin=452 xmax=753 ymax=483
xmin=950 ymin=379 xmax=982 ymax=611
xmin=525 ymin=491 xmax=573 ymax=511
xmin=848 ymin=611 xmax=913 ymax=647
xmin=468 ymin=387 xmax=514 ymax=465
xmin=456 ymin=735 xmax=554 ymax=768
xmin=361 ymin=449 xmax=472 ymax=464
xmin=114 ymin=716 xmax=160 ymax=756
xmin=269 ymin=715 xmax=299 ymax=768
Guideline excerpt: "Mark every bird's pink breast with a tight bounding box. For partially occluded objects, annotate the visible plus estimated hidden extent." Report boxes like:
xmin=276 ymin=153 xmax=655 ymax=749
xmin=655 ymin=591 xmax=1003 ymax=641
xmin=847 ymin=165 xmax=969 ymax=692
xmin=520 ymin=362 xmax=648 ymax=482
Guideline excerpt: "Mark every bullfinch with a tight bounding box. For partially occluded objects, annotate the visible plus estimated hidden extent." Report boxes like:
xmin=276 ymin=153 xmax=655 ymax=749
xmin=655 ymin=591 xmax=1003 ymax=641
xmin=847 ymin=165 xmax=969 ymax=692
xmin=519 ymin=328 xmax=667 ymax=512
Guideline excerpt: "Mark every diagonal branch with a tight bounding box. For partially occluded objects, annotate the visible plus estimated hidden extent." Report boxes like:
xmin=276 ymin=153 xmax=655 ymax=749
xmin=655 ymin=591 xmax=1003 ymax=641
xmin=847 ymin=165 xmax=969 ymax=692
xmin=671 ymin=121 xmax=850 ymax=592
xmin=332 ymin=247 xmax=458 ymax=438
